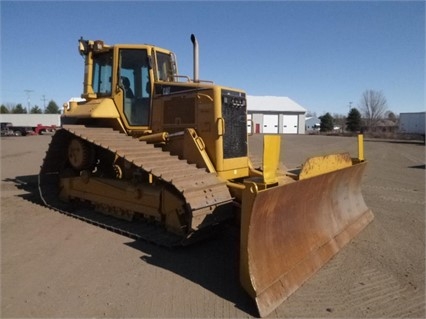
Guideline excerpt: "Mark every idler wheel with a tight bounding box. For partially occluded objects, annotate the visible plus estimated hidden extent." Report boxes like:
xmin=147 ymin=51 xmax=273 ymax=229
xmin=68 ymin=138 xmax=93 ymax=171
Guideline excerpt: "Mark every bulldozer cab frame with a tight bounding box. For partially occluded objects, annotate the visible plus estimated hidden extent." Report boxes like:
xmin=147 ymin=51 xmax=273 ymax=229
xmin=77 ymin=38 xmax=178 ymax=130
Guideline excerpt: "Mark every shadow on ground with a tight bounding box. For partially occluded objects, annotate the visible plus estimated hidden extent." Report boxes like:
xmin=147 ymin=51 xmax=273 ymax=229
xmin=126 ymin=226 xmax=257 ymax=316
xmin=364 ymin=138 xmax=425 ymax=146
xmin=408 ymin=164 xmax=425 ymax=169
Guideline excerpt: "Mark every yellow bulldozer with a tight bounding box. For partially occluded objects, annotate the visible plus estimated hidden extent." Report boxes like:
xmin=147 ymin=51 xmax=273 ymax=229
xmin=39 ymin=35 xmax=373 ymax=317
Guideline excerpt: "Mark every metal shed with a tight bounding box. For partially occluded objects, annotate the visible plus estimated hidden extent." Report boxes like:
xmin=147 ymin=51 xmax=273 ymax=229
xmin=247 ymin=96 xmax=307 ymax=134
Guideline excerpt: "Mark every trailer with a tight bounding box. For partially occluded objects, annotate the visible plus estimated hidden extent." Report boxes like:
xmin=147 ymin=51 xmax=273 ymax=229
xmin=0 ymin=115 xmax=60 ymax=137
xmin=1 ymin=122 xmax=57 ymax=136
xmin=399 ymin=112 xmax=425 ymax=140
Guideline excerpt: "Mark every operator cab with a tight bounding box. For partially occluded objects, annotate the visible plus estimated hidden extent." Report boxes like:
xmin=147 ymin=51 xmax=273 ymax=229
xmin=78 ymin=38 xmax=177 ymax=128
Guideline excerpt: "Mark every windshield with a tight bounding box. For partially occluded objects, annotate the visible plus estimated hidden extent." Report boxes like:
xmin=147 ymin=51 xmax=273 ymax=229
xmin=92 ymin=51 xmax=113 ymax=95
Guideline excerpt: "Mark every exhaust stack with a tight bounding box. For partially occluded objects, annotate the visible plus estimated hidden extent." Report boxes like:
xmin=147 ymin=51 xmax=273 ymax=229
xmin=190 ymin=34 xmax=199 ymax=83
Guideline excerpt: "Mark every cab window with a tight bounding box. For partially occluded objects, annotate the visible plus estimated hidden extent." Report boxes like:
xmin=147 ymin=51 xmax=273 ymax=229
xmin=92 ymin=51 xmax=113 ymax=95
xmin=156 ymin=52 xmax=174 ymax=81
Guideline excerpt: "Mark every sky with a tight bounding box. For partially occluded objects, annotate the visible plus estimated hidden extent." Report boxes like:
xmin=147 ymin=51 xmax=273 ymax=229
xmin=1 ymin=0 xmax=425 ymax=116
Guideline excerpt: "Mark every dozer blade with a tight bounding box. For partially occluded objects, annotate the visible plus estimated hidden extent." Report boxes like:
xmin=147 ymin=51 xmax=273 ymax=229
xmin=240 ymin=161 xmax=373 ymax=317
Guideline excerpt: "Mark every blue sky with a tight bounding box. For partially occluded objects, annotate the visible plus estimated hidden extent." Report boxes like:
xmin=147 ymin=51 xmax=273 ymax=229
xmin=1 ymin=1 xmax=424 ymax=116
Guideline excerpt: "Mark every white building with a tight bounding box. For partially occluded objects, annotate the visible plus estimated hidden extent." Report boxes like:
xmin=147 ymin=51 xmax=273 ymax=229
xmin=305 ymin=116 xmax=321 ymax=132
xmin=247 ymin=96 xmax=306 ymax=134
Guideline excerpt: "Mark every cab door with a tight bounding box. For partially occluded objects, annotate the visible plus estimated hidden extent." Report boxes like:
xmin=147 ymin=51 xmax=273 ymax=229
xmin=118 ymin=48 xmax=152 ymax=127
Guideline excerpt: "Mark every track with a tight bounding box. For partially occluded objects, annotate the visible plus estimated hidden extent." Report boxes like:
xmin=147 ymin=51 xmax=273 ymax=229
xmin=39 ymin=125 xmax=233 ymax=247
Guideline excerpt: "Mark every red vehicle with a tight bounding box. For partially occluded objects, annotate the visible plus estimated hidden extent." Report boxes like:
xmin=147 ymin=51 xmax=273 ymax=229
xmin=33 ymin=124 xmax=57 ymax=135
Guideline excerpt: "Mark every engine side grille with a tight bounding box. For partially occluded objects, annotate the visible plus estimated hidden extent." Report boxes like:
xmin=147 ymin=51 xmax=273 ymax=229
xmin=222 ymin=90 xmax=247 ymax=159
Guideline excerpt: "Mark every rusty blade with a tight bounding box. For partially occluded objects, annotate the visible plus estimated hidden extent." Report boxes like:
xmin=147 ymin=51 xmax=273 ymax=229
xmin=240 ymin=161 xmax=374 ymax=317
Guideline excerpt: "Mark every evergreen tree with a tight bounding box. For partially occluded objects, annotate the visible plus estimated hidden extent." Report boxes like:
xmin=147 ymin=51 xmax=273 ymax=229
xmin=0 ymin=104 xmax=9 ymax=113
xmin=346 ymin=108 xmax=362 ymax=132
xmin=44 ymin=100 xmax=61 ymax=114
xmin=319 ymin=112 xmax=334 ymax=132
xmin=30 ymin=105 xmax=43 ymax=114
xmin=12 ymin=104 xmax=27 ymax=114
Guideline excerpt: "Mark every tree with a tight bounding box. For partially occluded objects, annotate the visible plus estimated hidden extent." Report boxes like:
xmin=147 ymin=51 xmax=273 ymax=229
xmin=346 ymin=108 xmax=362 ymax=132
xmin=12 ymin=104 xmax=27 ymax=114
xmin=0 ymin=104 xmax=9 ymax=113
xmin=332 ymin=113 xmax=346 ymax=132
xmin=385 ymin=110 xmax=397 ymax=122
xmin=306 ymin=111 xmax=317 ymax=118
xmin=44 ymin=100 xmax=61 ymax=114
xmin=30 ymin=105 xmax=43 ymax=114
xmin=359 ymin=89 xmax=387 ymax=130
xmin=319 ymin=112 xmax=334 ymax=132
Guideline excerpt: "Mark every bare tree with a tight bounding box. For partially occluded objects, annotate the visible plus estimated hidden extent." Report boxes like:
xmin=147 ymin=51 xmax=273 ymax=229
xmin=332 ymin=113 xmax=346 ymax=132
xmin=359 ymin=89 xmax=388 ymax=130
xmin=385 ymin=110 xmax=397 ymax=122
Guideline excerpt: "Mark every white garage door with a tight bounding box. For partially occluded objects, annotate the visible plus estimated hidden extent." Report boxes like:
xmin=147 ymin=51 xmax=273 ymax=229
xmin=247 ymin=114 xmax=252 ymax=133
xmin=263 ymin=115 xmax=278 ymax=133
xmin=282 ymin=115 xmax=298 ymax=134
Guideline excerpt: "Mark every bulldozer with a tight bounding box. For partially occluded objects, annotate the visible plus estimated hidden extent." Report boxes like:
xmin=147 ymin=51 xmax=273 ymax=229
xmin=39 ymin=35 xmax=373 ymax=317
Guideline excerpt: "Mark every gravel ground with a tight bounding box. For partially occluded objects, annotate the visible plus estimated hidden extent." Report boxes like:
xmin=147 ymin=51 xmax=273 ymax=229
xmin=1 ymin=133 xmax=424 ymax=318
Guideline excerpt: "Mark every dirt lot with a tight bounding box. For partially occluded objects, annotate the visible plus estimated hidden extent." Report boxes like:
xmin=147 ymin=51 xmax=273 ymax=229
xmin=1 ymin=134 xmax=425 ymax=318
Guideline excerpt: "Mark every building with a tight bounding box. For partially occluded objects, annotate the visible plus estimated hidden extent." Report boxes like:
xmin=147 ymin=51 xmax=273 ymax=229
xmin=247 ymin=96 xmax=306 ymax=134
xmin=305 ymin=116 xmax=321 ymax=133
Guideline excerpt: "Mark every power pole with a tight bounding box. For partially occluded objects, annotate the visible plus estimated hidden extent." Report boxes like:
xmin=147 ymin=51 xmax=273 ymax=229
xmin=41 ymin=95 xmax=47 ymax=112
xmin=24 ymin=89 xmax=34 ymax=113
